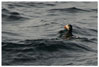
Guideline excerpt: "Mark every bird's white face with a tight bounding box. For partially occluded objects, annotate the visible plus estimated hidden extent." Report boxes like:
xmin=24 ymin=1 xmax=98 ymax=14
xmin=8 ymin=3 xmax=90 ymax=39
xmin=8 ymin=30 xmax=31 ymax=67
xmin=64 ymin=24 xmax=70 ymax=30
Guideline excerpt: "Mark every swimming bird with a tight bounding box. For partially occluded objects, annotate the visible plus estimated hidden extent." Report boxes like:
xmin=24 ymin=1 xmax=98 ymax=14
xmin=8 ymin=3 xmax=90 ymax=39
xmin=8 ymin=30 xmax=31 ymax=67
xmin=63 ymin=24 xmax=74 ymax=39
xmin=59 ymin=24 xmax=78 ymax=39
xmin=59 ymin=24 xmax=88 ymax=40
xmin=59 ymin=24 xmax=76 ymax=39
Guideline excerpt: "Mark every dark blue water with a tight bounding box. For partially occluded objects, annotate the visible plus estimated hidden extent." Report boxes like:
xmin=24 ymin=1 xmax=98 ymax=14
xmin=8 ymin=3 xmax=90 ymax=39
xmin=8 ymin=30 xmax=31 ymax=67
xmin=2 ymin=2 xmax=97 ymax=65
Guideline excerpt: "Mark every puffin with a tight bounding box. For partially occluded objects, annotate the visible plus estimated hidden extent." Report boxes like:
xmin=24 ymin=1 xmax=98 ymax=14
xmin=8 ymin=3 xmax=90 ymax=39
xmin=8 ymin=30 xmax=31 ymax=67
xmin=59 ymin=24 xmax=76 ymax=39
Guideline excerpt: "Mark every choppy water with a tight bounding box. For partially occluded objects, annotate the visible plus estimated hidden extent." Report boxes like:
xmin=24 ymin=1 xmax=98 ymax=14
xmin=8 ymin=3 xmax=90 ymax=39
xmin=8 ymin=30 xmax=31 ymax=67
xmin=2 ymin=2 xmax=97 ymax=65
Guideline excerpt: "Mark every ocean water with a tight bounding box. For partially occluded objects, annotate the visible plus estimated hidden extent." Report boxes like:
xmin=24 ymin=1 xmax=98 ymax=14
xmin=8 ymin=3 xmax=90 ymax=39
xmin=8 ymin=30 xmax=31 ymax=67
xmin=2 ymin=2 xmax=97 ymax=65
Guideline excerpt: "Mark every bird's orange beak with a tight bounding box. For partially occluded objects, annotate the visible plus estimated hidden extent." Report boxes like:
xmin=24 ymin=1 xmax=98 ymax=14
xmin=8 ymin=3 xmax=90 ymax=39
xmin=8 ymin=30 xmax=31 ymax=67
xmin=64 ymin=24 xmax=70 ymax=30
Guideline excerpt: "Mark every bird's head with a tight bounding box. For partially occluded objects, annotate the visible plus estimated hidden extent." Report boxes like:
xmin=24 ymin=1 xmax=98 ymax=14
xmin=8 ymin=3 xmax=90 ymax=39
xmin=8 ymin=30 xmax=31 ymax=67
xmin=64 ymin=24 xmax=72 ymax=31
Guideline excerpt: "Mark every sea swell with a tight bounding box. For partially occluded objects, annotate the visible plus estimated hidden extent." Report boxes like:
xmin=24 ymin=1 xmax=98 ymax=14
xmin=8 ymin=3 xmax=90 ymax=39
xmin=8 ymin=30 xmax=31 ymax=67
xmin=2 ymin=38 xmax=97 ymax=65
xmin=2 ymin=2 xmax=97 ymax=65
xmin=2 ymin=39 xmax=96 ymax=52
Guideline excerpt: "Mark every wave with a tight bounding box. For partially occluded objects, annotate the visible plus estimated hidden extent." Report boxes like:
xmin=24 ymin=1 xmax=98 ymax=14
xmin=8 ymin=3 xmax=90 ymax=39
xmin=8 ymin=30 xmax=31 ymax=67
xmin=2 ymin=31 xmax=20 ymax=36
xmin=2 ymin=38 xmax=97 ymax=65
xmin=31 ymin=2 xmax=56 ymax=6
xmin=2 ymin=8 xmax=10 ymax=17
xmin=90 ymin=9 xmax=97 ymax=12
xmin=6 ymin=2 xmax=56 ymax=9
xmin=2 ymin=39 xmax=95 ymax=52
xmin=48 ymin=7 xmax=90 ymax=13
xmin=2 ymin=8 xmax=28 ymax=20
